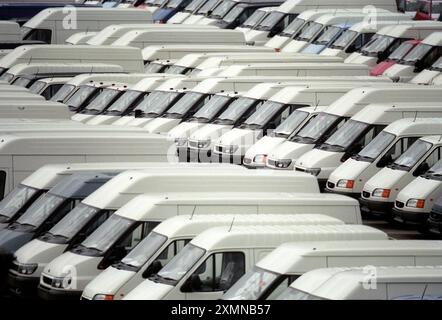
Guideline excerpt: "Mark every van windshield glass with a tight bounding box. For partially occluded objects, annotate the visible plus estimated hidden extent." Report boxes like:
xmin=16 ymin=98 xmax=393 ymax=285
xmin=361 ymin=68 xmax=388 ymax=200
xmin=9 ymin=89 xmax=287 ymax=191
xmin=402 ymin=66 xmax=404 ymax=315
xmin=133 ymin=90 xmax=181 ymax=117
xmin=238 ymin=101 xmax=285 ymax=130
xmin=163 ymin=92 xmax=204 ymax=118
xmin=277 ymin=287 xmax=325 ymax=300
xmin=210 ymin=0 xmax=235 ymax=18
xmin=106 ymin=90 xmax=142 ymax=114
xmin=43 ymin=203 xmax=100 ymax=241
xmin=223 ymin=266 xmax=279 ymax=300
xmin=426 ymin=158 xmax=442 ymax=180
xmin=256 ymin=11 xmax=285 ymax=31
xmin=320 ymin=120 xmax=370 ymax=152
xmin=296 ymin=22 xmax=322 ymax=41
xmin=314 ymin=26 xmax=342 ymax=45
xmin=290 ymin=113 xmax=339 ymax=144
xmin=145 ymin=62 xmax=166 ymax=74
xmin=354 ymin=131 xmax=396 ymax=162
xmin=184 ymin=0 xmax=204 ymax=12
xmin=222 ymin=5 xmax=244 ymax=23
xmin=65 ymin=85 xmax=97 ymax=109
xmin=189 ymin=95 xmax=232 ymax=122
xmin=240 ymin=9 xmax=265 ymax=28
xmin=85 ymin=88 xmax=120 ymax=113
xmin=168 ymin=0 xmax=185 ymax=8
xmin=361 ymin=35 xmax=395 ymax=56
xmin=166 ymin=65 xmax=188 ymax=75
xmin=389 ymin=139 xmax=432 ymax=171
xmin=13 ymin=77 xmax=32 ymax=88
xmin=430 ymin=56 xmax=442 ymax=71
xmin=280 ymin=18 xmax=305 ymax=37
xmin=0 ymin=73 xmax=14 ymax=82
xmin=388 ymin=42 xmax=415 ymax=61
xmin=197 ymin=0 xmax=219 ymax=14
xmin=0 ymin=185 xmax=38 ymax=220
xmin=79 ymin=215 xmax=134 ymax=254
xmin=15 ymin=193 xmax=65 ymax=229
xmin=156 ymin=243 xmax=205 ymax=282
xmin=213 ymin=97 xmax=258 ymax=125
xmin=401 ymin=43 xmax=432 ymax=64
xmin=273 ymin=110 xmax=308 ymax=138
xmin=120 ymin=231 xmax=167 ymax=269
xmin=331 ymin=30 xmax=357 ymax=49
xmin=29 ymin=80 xmax=46 ymax=94
xmin=50 ymin=84 xmax=75 ymax=102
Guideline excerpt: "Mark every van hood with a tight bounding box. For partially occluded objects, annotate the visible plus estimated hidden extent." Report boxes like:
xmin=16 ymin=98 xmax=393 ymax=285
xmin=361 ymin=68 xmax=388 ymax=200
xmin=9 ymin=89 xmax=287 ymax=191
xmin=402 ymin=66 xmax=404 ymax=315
xmin=244 ymin=136 xmax=286 ymax=161
xmin=198 ymin=17 xmax=217 ymax=25
xmin=397 ymin=177 xmax=442 ymax=202
xmin=167 ymin=12 xmax=190 ymax=24
xmin=216 ymin=128 xmax=258 ymax=155
xmin=244 ymin=29 xmax=269 ymax=44
xmin=267 ymin=141 xmax=314 ymax=163
xmin=112 ymin=116 xmax=136 ymax=126
xmin=281 ymin=40 xmax=308 ymax=53
xmin=86 ymin=115 xmax=118 ymax=125
xmin=320 ymin=48 xmax=346 ymax=58
xmin=0 ymin=228 xmax=33 ymax=254
xmin=190 ymin=123 xmax=232 ymax=141
xmin=347 ymin=55 xmax=378 ymax=68
xmin=302 ymin=44 xmax=326 ymax=54
xmin=328 ymin=158 xmax=371 ymax=184
xmin=370 ymin=61 xmax=396 ymax=76
xmin=296 ymin=149 xmax=344 ymax=179
xmin=383 ymin=63 xmax=414 ymax=81
xmin=363 ymin=167 xmax=408 ymax=196
xmin=126 ymin=117 xmax=155 ymax=127
xmin=410 ymin=69 xmax=440 ymax=85
xmin=71 ymin=113 xmax=95 ymax=123
xmin=265 ymin=35 xmax=291 ymax=49
xmin=124 ymin=279 xmax=173 ymax=300
xmin=183 ymin=15 xmax=204 ymax=24
xmin=143 ymin=118 xmax=180 ymax=134
xmin=344 ymin=52 xmax=362 ymax=63
xmin=43 ymin=251 xmax=102 ymax=291
xmin=15 ymin=239 xmax=65 ymax=265
xmin=168 ymin=122 xmax=205 ymax=140
xmin=82 ymin=266 xmax=134 ymax=300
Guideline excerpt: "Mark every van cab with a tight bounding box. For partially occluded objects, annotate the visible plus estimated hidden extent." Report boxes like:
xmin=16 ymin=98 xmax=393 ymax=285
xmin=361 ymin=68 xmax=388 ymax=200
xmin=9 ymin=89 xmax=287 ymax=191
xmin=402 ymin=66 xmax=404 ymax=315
xmin=327 ymin=107 xmax=442 ymax=199
xmin=361 ymin=134 xmax=441 ymax=223
xmin=293 ymin=86 xmax=442 ymax=188
xmin=27 ymin=77 xmax=71 ymax=100
xmin=124 ymin=224 xmax=387 ymax=300
xmin=278 ymin=266 xmax=442 ymax=300
xmin=82 ymin=213 xmax=342 ymax=300
xmin=223 ymin=240 xmax=442 ymax=300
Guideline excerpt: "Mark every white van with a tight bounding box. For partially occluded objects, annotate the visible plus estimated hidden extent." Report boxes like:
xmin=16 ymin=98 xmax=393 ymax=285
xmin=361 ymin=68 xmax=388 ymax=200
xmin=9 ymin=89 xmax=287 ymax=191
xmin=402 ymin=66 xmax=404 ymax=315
xmin=112 ymin=29 xmax=246 ymax=49
xmin=244 ymin=0 xmax=399 ymax=46
xmin=21 ymin=8 xmax=153 ymax=44
xmin=327 ymin=107 xmax=442 ymax=199
xmin=81 ymin=213 xmax=344 ymax=300
xmin=213 ymin=84 xmax=361 ymax=163
xmin=0 ymin=45 xmax=144 ymax=75
xmin=0 ymin=100 xmax=71 ymax=120
xmin=361 ymin=134 xmax=442 ymax=224
xmin=124 ymin=224 xmax=387 ymax=300
xmin=345 ymin=23 xmax=442 ymax=68
xmin=223 ymin=240 xmax=442 ymax=300
xmin=279 ymin=266 xmax=442 ymax=300
xmin=410 ymin=56 xmax=442 ymax=85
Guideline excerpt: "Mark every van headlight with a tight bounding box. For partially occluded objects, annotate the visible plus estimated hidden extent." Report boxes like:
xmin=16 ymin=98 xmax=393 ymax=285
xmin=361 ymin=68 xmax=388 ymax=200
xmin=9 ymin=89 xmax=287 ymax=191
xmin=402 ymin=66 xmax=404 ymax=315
xmin=223 ymin=145 xmax=239 ymax=154
xmin=174 ymin=138 xmax=188 ymax=147
xmin=274 ymin=159 xmax=292 ymax=169
xmin=16 ymin=262 xmax=38 ymax=275
xmin=406 ymin=199 xmax=425 ymax=209
xmin=93 ymin=294 xmax=114 ymax=300
xmin=336 ymin=179 xmax=355 ymax=189
xmin=372 ymin=188 xmax=391 ymax=198
xmin=305 ymin=168 xmax=321 ymax=176
xmin=52 ymin=277 xmax=72 ymax=289
xmin=197 ymin=139 xmax=211 ymax=149
xmin=253 ymin=154 xmax=267 ymax=164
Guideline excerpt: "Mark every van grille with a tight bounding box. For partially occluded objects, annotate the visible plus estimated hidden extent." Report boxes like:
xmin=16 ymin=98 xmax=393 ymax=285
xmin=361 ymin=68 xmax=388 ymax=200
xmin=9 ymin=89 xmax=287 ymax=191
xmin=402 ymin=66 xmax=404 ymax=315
xmin=362 ymin=191 xmax=370 ymax=198
xmin=395 ymin=201 xmax=405 ymax=209
xmin=267 ymin=159 xmax=276 ymax=167
xmin=295 ymin=168 xmax=305 ymax=173
xmin=188 ymin=140 xmax=199 ymax=148
xmin=42 ymin=276 xmax=52 ymax=286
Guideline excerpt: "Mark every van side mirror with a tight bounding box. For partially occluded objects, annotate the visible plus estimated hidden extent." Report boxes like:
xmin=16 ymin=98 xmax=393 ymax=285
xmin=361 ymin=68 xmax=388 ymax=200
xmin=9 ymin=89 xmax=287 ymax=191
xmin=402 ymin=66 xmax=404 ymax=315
xmin=142 ymin=260 xmax=163 ymax=279
xmin=377 ymin=51 xmax=388 ymax=62
xmin=414 ymin=59 xmax=426 ymax=72
xmin=413 ymin=162 xmax=430 ymax=177
xmin=207 ymin=10 xmax=212 ymax=16
xmin=134 ymin=109 xmax=143 ymax=118
xmin=376 ymin=154 xmax=392 ymax=168
xmin=181 ymin=274 xmax=202 ymax=292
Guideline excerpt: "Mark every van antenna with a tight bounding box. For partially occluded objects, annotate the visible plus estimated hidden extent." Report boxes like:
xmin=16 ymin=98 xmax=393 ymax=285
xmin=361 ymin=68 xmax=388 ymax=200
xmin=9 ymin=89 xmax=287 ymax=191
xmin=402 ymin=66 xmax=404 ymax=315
xmin=438 ymin=135 xmax=442 ymax=142
xmin=228 ymin=217 xmax=235 ymax=232
xmin=189 ymin=206 xmax=196 ymax=220
xmin=413 ymin=111 xmax=418 ymax=122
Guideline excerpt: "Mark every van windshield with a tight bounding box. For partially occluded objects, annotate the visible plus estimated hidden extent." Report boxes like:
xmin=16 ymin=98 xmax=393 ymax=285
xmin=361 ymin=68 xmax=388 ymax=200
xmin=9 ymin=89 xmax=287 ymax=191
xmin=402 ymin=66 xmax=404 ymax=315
xmin=238 ymin=101 xmax=285 ymax=130
xmin=273 ymin=110 xmax=308 ymax=138
xmin=425 ymin=158 xmax=442 ymax=181
xmin=240 ymin=9 xmax=266 ymax=28
xmin=166 ymin=65 xmax=189 ymax=75
xmin=213 ymin=97 xmax=258 ymax=125
xmin=29 ymin=80 xmax=46 ymax=94
xmin=76 ymin=215 xmax=134 ymax=255
xmin=353 ymin=131 xmax=396 ymax=162
xmin=290 ymin=113 xmax=340 ymax=144
xmin=84 ymin=88 xmax=121 ymax=113
xmin=0 ymin=73 xmax=14 ymax=83
xmin=163 ymin=92 xmax=205 ymax=119
xmin=388 ymin=139 xmax=432 ymax=171
xmin=256 ymin=11 xmax=285 ymax=31
xmin=145 ymin=62 xmax=166 ymax=74
xmin=280 ymin=18 xmax=305 ymax=37
xmin=12 ymin=77 xmax=32 ymax=88
xmin=42 ymin=203 xmax=100 ymax=242
xmin=168 ymin=0 xmax=185 ymax=8
xmin=330 ymin=30 xmax=357 ymax=49
xmin=430 ymin=56 xmax=442 ymax=71
xmin=361 ymin=35 xmax=395 ymax=56
xmin=197 ymin=0 xmax=219 ymax=14
xmin=189 ymin=95 xmax=233 ymax=123
xmin=296 ymin=22 xmax=323 ymax=41
xmin=154 ymin=243 xmax=205 ymax=283
xmin=184 ymin=0 xmax=205 ymax=12
xmin=65 ymin=85 xmax=97 ymax=110
xmin=119 ymin=231 xmax=167 ymax=270
xmin=276 ymin=287 xmax=325 ymax=300
xmin=319 ymin=120 xmax=370 ymax=152
xmin=313 ymin=26 xmax=342 ymax=45
xmin=105 ymin=90 xmax=143 ymax=114
xmin=209 ymin=0 xmax=235 ymax=18
xmin=133 ymin=90 xmax=182 ymax=117
xmin=14 ymin=193 xmax=65 ymax=230
xmin=388 ymin=42 xmax=416 ymax=61
xmin=222 ymin=5 xmax=244 ymax=23
xmin=223 ymin=266 xmax=279 ymax=300
xmin=50 ymin=84 xmax=75 ymax=102
xmin=401 ymin=43 xmax=432 ymax=65
xmin=0 ymin=185 xmax=39 ymax=221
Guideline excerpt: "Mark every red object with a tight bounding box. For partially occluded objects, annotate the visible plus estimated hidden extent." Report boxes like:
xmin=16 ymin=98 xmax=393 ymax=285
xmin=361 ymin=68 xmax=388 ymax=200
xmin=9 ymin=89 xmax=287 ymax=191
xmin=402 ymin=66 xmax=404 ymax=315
xmin=370 ymin=60 xmax=396 ymax=76
xmin=415 ymin=11 xmax=432 ymax=20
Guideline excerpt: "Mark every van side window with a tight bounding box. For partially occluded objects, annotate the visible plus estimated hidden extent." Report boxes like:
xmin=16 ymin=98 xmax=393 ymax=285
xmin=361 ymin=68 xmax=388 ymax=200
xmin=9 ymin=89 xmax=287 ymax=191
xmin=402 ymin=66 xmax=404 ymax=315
xmin=24 ymin=29 xmax=52 ymax=43
xmin=265 ymin=275 xmax=299 ymax=300
xmin=41 ymin=198 xmax=81 ymax=232
xmin=145 ymin=239 xmax=190 ymax=278
xmin=388 ymin=283 xmax=428 ymax=300
xmin=414 ymin=146 xmax=442 ymax=176
xmin=42 ymin=84 xmax=63 ymax=100
xmin=378 ymin=136 xmax=419 ymax=168
xmin=0 ymin=171 xmax=6 ymax=199
xmin=184 ymin=251 xmax=245 ymax=292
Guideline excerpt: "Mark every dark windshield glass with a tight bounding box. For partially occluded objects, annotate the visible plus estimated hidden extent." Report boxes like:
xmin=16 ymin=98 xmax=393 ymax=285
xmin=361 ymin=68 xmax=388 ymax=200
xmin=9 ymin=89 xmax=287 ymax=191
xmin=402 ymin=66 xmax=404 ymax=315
xmin=84 ymin=88 xmax=120 ymax=113
xmin=197 ymin=0 xmax=219 ymax=14
xmin=29 ymin=80 xmax=46 ymax=94
xmin=50 ymin=84 xmax=75 ymax=102
xmin=12 ymin=77 xmax=32 ymax=88
xmin=184 ymin=0 xmax=205 ymax=12
xmin=290 ymin=113 xmax=339 ymax=144
xmin=354 ymin=131 xmax=396 ymax=162
xmin=280 ymin=18 xmax=305 ymax=37
xmin=401 ymin=43 xmax=432 ymax=64
xmin=213 ymin=97 xmax=258 ymax=125
xmin=145 ymin=63 xmax=165 ymax=74
xmin=277 ymin=287 xmax=325 ymax=300
xmin=0 ymin=73 xmax=14 ymax=82
xmin=426 ymin=158 xmax=442 ymax=180
xmin=222 ymin=5 xmax=244 ymax=23
xmin=163 ymin=92 xmax=204 ymax=118
xmin=15 ymin=193 xmax=65 ymax=229
xmin=120 ymin=231 xmax=167 ymax=269
xmin=106 ymin=90 xmax=143 ymax=114
xmin=256 ymin=11 xmax=285 ymax=31
xmin=167 ymin=0 xmax=185 ymax=8
xmin=133 ymin=90 xmax=182 ymax=117
xmin=430 ymin=56 xmax=442 ymax=71
xmin=331 ymin=30 xmax=357 ymax=49
xmin=190 ymin=95 xmax=232 ymax=122
xmin=165 ymin=65 xmax=189 ymax=75
xmin=0 ymin=185 xmax=38 ymax=220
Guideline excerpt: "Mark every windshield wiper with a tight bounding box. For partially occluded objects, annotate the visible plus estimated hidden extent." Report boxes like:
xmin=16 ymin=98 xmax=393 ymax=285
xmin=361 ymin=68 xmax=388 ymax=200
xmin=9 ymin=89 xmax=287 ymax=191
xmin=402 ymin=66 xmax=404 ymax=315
xmin=290 ymin=135 xmax=316 ymax=144
xmin=163 ymin=112 xmax=183 ymax=119
xmin=352 ymin=154 xmax=374 ymax=162
xmin=72 ymin=244 xmax=103 ymax=255
xmin=318 ymin=143 xmax=345 ymax=151
xmin=387 ymin=163 xmax=411 ymax=171
xmin=189 ymin=116 xmax=209 ymax=122
xmin=239 ymin=123 xmax=262 ymax=130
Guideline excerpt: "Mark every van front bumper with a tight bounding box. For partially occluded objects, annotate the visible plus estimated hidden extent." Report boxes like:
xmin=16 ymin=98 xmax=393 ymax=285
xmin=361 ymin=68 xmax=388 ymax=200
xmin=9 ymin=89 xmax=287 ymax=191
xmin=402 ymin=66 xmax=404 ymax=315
xmin=7 ymin=272 xmax=39 ymax=297
xmin=392 ymin=208 xmax=429 ymax=226
xmin=38 ymin=284 xmax=82 ymax=300
xmin=324 ymin=186 xmax=360 ymax=199
xmin=359 ymin=198 xmax=393 ymax=216
xmin=427 ymin=211 xmax=442 ymax=234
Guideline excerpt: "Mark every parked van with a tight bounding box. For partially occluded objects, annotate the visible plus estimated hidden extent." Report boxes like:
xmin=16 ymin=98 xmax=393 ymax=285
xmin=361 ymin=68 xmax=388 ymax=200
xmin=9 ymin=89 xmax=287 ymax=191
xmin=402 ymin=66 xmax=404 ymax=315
xmin=292 ymin=87 xmax=442 ymax=187
xmin=112 ymin=29 xmax=246 ymax=49
xmin=366 ymin=134 xmax=442 ymax=225
xmin=223 ymin=240 xmax=442 ymax=300
xmin=167 ymin=0 xmax=211 ymax=24
xmin=410 ymin=55 xmax=442 ymax=84
xmin=278 ymin=266 xmax=442 ymax=300
xmin=327 ymin=108 xmax=442 ymax=199
xmin=124 ymin=224 xmax=387 ymax=300
xmin=244 ymin=0 xmax=399 ymax=46
xmin=81 ymin=213 xmax=343 ymax=300
xmin=21 ymin=8 xmax=153 ymax=44
xmin=0 ymin=45 xmax=144 ymax=75
xmin=213 ymin=84 xmax=361 ymax=163
xmin=0 ymin=100 xmax=71 ymax=120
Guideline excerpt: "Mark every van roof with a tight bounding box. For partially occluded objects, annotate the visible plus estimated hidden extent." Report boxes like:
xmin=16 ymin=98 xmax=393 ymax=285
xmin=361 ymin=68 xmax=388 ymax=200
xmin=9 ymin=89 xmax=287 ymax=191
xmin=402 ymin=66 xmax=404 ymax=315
xmin=130 ymin=76 xmax=183 ymax=92
xmin=378 ymin=22 xmax=442 ymax=38
xmin=348 ymin=20 xmax=412 ymax=33
xmin=383 ymin=118 xmax=442 ymax=136
xmin=422 ymin=32 xmax=442 ymax=46
xmin=276 ymin=0 xmax=396 ymax=14
xmin=257 ymin=240 xmax=442 ymax=274
xmin=153 ymin=214 xmax=344 ymax=238
xmin=48 ymin=172 xmax=115 ymax=198
xmin=191 ymin=225 xmax=387 ymax=251
xmin=6 ymin=63 xmax=124 ymax=76
xmin=420 ymin=135 xmax=442 ymax=144
xmin=82 ymin=169 xmax=319 ymax=210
